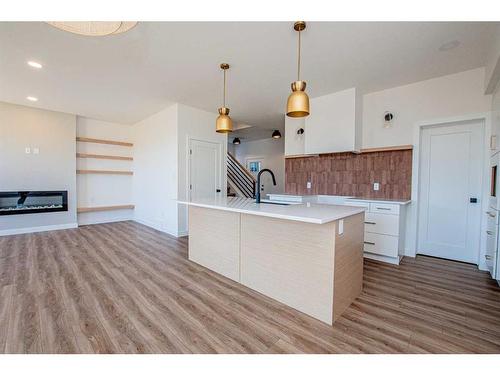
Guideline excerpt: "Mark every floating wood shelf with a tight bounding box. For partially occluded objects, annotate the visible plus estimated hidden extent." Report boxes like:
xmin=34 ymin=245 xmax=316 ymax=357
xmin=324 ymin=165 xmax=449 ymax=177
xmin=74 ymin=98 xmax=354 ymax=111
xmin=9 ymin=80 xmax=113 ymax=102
xmin=77 ymin=153 xmax=133 ymax=161
xmin=77 ymin=205 xmax=135 ymax=213
xmin=76 ymin=137 xmax=133 ymax=147
xmin=77 ymin=169 xmax=133 ymax=175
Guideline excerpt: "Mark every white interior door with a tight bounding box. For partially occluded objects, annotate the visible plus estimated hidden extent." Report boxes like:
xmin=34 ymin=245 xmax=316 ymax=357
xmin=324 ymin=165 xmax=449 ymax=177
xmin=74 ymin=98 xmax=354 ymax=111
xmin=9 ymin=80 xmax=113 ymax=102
xmin=418 ymin=120 xmax=484 ymax=263
xmin=189 ymin=139 xmax=222 ymax=201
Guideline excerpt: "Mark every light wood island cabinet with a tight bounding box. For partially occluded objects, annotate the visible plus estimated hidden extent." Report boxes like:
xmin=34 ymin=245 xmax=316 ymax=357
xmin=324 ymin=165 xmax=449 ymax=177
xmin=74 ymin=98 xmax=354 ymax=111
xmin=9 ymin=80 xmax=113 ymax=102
xmin=185 ymin=198 xmax=365 ymax=325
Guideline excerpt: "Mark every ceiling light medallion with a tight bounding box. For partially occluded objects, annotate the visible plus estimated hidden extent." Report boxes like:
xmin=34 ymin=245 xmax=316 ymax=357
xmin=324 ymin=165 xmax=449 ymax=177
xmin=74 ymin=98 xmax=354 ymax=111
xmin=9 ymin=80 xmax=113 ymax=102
xmin=286 ymin=21 xmax=310 ymax=118
xmin=216 ymin=63 xmax=233 ymax=133
xmin=46 ymin=22 xmax=137 ymax=36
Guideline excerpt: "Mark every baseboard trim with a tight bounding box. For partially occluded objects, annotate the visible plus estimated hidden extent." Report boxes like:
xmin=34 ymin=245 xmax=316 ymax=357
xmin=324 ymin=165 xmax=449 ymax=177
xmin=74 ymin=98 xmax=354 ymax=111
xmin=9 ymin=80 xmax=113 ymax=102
xmin=0 ymin=222 xmax=78 ymax=236
xmin=77 ymin=217 xmax=133 ymax=226
xmin=364 ymin=252 xmax=401 ymax=265
xmin=133 ymin=218 xmax=181 ymax=237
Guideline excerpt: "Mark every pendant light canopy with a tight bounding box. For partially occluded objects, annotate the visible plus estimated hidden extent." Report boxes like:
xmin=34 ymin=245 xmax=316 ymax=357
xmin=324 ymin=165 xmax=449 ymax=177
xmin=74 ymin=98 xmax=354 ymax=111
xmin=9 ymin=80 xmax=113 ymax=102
xmin=272 ymin=130 xmax=282 ymax=139
xmin=46 ymin=22 xmax=137 ymax=36
xmin=216 ymin=63 xmax=233 ymax=133
xmin=286 ymin=21 xmax=310 ymax=118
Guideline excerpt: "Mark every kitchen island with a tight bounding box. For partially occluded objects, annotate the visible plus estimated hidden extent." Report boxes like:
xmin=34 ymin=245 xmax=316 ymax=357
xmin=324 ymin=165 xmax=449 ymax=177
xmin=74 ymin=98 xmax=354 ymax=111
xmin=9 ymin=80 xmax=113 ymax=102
xmin=179 ymin=197 xmax=365 ymax=325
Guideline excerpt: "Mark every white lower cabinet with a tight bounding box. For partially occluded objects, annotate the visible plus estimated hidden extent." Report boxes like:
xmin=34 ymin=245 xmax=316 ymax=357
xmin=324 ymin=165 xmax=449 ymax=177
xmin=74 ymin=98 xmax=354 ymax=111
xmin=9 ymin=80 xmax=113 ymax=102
xmin=364 ymin=232 xmax=399 ymax=258
xmin=344 ymin=200 xmax=407 ymax=264
xmin=364 ymin=212 xmax=399 ymax=236
xmin=485 ymin=210 xmax=498 ymax=278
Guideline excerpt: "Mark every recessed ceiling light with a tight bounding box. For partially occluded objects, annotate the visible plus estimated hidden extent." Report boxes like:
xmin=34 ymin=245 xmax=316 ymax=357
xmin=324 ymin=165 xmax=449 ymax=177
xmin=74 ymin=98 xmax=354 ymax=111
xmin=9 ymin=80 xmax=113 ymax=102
xmin=439 ymin=40 xmax=461 ymax=52
xmin=26 ymin=96 xmax=38 ymax=102
xmin=27 ymin=61 xmax=43 ymax=69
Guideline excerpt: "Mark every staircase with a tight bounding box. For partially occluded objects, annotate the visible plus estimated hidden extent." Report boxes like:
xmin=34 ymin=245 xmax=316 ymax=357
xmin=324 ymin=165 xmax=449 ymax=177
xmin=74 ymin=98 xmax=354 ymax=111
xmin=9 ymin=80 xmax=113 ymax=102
xmin=227 ymin=152 xmax=256 ymax=198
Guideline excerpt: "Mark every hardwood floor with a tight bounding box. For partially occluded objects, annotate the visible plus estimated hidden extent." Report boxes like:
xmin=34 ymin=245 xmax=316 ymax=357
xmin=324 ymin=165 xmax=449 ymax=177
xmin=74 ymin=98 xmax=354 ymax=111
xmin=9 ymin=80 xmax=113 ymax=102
xmin=0 ymin=221 xmax=499 ymax=353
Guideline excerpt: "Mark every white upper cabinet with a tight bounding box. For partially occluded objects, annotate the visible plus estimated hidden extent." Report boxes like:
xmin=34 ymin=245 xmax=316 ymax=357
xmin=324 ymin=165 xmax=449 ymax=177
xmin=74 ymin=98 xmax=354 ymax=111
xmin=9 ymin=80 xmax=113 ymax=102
xmin=284 ymin=117 xmax=305 ymax=156
xmin=304 ymin=87 xmax=362 ymax=154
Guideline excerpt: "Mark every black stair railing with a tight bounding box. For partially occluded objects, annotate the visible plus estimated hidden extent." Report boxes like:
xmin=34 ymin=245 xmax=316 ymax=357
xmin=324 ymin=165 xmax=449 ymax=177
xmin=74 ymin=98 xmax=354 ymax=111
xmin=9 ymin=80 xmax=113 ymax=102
xmin=227 ymin=152 xmax=256 ymax=198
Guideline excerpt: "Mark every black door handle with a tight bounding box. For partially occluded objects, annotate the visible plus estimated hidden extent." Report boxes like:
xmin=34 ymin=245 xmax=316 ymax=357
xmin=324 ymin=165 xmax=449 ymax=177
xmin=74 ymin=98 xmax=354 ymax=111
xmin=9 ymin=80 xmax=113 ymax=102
xmin=216 ymin=189 xmax=221 ymax=193
xmin=470 ymin=197 xmax=478 ymax=203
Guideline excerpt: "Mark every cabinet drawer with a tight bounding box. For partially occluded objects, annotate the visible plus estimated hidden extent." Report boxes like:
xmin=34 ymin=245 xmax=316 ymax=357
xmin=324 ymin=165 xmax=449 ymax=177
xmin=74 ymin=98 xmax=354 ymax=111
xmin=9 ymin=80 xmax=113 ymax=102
xmin=364 ymin=212 xmax=399 ymax=236
xmin=363 ymin=232 xmax=399 ymax=257
xmin=369 ymin=202 xmax=399 ymax=215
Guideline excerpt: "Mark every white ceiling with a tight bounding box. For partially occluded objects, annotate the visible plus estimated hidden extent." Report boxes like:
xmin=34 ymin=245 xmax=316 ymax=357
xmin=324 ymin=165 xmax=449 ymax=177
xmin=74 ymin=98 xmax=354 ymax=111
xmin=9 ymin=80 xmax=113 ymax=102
xmin=0 ymin=22 xmax=498 ymax=134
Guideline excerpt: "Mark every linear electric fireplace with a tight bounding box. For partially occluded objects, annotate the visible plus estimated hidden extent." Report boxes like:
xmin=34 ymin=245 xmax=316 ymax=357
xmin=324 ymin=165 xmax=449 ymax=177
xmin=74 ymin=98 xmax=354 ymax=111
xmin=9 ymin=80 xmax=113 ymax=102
xmin=0 ymin=191 xmax=68 ymax=216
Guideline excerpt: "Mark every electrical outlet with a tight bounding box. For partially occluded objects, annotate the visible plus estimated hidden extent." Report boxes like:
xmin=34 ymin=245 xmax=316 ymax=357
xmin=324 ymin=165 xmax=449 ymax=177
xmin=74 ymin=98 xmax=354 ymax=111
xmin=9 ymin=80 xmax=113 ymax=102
xmin=306 ymin=181 xmax=312 ymax=189
xmin=338 ymin=219 xmax=344 ymax=235
xmin=25 ymin=147 xmax=31 ymax=154
xmin=373 ymin=182 xmax=380 ymax=191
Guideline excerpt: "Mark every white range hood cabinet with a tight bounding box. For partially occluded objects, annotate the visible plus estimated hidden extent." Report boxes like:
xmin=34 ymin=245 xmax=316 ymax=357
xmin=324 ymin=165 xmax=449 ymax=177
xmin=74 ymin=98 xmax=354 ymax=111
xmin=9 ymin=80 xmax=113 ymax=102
xmin=285 ymin=87 xmax=363 ymax=156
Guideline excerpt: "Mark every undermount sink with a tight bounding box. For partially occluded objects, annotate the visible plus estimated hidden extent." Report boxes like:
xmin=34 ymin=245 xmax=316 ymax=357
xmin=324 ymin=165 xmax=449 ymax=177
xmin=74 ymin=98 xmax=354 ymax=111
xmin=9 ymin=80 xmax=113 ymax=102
xmin=257 ymin=201 xmax=291 ymax=206
xmin=255 ymin=199 xmax=304 ymax=206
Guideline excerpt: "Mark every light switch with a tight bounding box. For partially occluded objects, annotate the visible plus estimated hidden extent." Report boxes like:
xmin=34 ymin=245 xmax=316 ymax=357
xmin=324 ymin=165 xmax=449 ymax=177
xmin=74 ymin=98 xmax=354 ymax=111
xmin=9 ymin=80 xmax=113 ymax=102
xmin=25 ymin=147 xmax=31 ymax=154
xmin=307 ymin=181 xmax=312 ymax=189
xmin=373 ymin=182 xmax=380 ymax=191
xmin=33 ymin=147 xmax=39 ymax=154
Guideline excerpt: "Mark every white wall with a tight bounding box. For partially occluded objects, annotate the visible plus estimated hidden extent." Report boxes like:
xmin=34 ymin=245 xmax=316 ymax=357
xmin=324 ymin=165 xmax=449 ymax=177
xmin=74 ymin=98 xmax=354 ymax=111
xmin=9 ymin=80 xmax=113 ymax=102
xmin=76 ymin=117 xmax=134 ymax=225
xmin=177 ymin=103 xmax=227 ymax=236
xmin=234 ymin=138 xmax=285 ymax=196
xmin=361 ymin=68 xmax=492 ymax=261
xmin=362 ymin=68 xmax=492 ymax=149
xmin=0 ymin=102 xmax=77 ymax=234
xmin=485 ymin=26 xmax=500 ymax=94
xmin=284 ymin=117 xmax=305 ymax=156
xmin=133 ymin=104 xmax=179 ymax=236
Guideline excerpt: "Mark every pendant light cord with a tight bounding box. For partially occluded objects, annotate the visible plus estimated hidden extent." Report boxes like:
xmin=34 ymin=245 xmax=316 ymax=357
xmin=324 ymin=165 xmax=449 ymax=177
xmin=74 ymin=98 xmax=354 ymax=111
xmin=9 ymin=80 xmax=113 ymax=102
xmin=297 ymin=29 xmax=301 ymax=81
xmin=223 ymin=68 xmax=226 ymax=107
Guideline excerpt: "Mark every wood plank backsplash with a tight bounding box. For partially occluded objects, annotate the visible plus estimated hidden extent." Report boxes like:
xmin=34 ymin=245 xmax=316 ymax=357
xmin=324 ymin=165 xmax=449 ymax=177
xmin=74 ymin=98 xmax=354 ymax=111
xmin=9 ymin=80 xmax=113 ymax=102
xmin=285 ymin=149 xmax=412 ymax=200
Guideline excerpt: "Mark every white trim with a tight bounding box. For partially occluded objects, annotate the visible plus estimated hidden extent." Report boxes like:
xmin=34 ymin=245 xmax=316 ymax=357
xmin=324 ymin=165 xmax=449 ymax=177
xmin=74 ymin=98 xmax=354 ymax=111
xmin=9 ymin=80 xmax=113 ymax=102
xmin=177 ymin=230 xmax=188 ymax=237
xmin=133 ymin=218 xmax=182 ymax=238
xmin=363 ymin=253 xmax=401 ymax=265
xmin=0 ymin=222 xmax=78 ymax=236
xmin=77 ymin=217 xmax=133 ymax=226
xmin=411 ymin=112 xmax=491 ymax=269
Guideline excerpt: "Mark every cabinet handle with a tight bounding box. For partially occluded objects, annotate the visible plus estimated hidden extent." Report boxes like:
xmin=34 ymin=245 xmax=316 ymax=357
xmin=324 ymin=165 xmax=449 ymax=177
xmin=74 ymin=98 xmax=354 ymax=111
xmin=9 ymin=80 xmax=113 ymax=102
xmin=364 ymin=241 xmax=375 ymax=245
xmin=364 ymin=221 xmax=376 ymax=225
xmin=485 ymin=255 xmax=492 ymax=260
xmin=487 ymin=230 xmax=494 ymax=235
xmin=376 ymin=207 xmax=391 ymax=211
xmin=487 ymin=211 xmax=496 ymax=218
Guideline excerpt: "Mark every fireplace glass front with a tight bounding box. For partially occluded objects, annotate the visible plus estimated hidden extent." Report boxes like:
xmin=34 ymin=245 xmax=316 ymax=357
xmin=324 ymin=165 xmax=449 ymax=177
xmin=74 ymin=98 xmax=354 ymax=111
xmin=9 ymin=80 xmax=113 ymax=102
xmin=0 ymin=191 xmax=68 ymax=216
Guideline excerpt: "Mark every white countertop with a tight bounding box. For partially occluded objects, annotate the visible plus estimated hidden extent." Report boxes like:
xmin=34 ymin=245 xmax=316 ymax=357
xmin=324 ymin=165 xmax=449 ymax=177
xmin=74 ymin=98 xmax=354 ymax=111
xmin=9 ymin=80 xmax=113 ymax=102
xmin=267 ymin=194 xmax=411 ymax=206
xmin=178 ymin=197 xmax=365 ymax=224
xmin=346 ymin=197 xmax=411 ymax=205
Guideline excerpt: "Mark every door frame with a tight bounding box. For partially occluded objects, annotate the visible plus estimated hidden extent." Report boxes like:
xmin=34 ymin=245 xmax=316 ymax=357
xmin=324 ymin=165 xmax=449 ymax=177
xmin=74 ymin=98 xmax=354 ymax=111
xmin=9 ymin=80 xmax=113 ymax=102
xmin=411 ymin=112 xmax=491 ymax=268
xmin=187 ymin=137 xmax=224 ymax=201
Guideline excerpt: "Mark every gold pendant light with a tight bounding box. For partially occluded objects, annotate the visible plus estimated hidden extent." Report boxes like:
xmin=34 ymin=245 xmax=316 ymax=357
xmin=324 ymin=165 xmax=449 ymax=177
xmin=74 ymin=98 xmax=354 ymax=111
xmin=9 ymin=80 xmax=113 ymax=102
xmin=216 ymin=63 xmax=233 ymax=133
xmin=286 ymin=21 xmax=310 ymax=118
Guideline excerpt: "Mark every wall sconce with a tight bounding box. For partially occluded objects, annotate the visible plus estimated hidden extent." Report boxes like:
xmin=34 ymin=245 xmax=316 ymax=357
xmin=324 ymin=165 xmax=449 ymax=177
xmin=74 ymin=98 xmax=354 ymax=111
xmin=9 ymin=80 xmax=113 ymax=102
xmin=297 ymin=128 xmax=304 ymax=135
xmin=383 ymin=112 xmax=394 ymax=128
